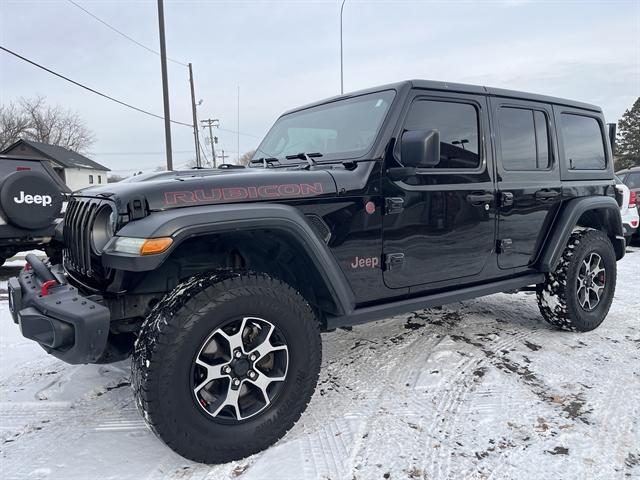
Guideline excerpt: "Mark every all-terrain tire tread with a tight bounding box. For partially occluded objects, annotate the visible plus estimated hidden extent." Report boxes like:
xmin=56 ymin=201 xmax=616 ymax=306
xmin=536 ymin=228 xmax=616 ymax=332
xmin=131 ymin=270 xmax=321 ymax=463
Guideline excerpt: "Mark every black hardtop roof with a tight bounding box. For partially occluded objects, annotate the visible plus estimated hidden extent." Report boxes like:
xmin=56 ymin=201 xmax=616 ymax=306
xmin=283 ymin=79 xmax=601 ymax=115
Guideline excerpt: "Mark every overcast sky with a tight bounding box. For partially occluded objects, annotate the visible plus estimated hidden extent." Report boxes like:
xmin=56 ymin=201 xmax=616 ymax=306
xmin=1 ymin=0 xmax=638 ymax=174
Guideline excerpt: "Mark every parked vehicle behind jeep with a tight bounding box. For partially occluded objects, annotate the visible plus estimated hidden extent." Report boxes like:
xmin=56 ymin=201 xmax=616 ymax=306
xmin=0 ymin=155 xmax=69 ymax=265
xmin=616 ymin=166 xmax=640 ymax=243
xmin=8 ymin=80 xmax=625 ymax=463
xmin=615 ymin=175 xmax=639 ymax=244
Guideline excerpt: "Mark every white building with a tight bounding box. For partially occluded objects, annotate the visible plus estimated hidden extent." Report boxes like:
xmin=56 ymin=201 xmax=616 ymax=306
xmin=1 ymin=139 xmax=110 ymax=191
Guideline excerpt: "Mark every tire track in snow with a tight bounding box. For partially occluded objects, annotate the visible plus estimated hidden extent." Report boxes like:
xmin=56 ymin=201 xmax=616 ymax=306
xmin=295 ymin=311 xmax=451 ymax=479
xmin=578 ymin=340 xmax=640 ymax=478
xmin=423 ymin=315 xmax=551 ymax=479
xmin=339 ymin=307 xmax=478 ymax=478
xmin=338 ymin=299 xmax=551 ymax=479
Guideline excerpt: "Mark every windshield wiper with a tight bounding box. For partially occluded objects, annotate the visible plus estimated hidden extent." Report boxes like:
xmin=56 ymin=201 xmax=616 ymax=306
xmin=250 ymin=156 xmax=279 ymax=168
xmin=285 ymin=152 xmax=323 ymax=168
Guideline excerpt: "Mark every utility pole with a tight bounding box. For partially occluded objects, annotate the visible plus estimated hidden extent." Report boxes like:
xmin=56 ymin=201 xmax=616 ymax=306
xmin=188 ymin=63 xmax=201 ymax=167
xmin=157 ymin=0 xmax=173 ymax=170
xmin=237 ymin=85 xmax=240 ymax=163
xmin=201 ymin=118 xmax=219 ymax=167
xmin=219 ymin=150 xmax=229 ymax=164
xmin=340 ymin=0 xmax=346 ymax=94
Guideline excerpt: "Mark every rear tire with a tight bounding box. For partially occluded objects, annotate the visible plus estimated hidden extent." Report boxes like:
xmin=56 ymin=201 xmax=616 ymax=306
xmin=131 ymin=271 xmax=322 ymax=464
xmin=536 ymin=229 xmax=616 ymax=332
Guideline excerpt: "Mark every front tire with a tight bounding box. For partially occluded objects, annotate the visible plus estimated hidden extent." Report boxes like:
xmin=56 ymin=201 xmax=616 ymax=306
xmin=536 ymin=229 xmax=616 ymax=332
xmin=131 ymin=271 xmax=322 ymax=463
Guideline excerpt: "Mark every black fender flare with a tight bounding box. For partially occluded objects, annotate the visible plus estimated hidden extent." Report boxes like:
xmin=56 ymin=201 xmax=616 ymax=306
xmin=102 ymin=203 xmax=354 ymax=316
xmin=538 ymin=196 xmax=625 ymax=272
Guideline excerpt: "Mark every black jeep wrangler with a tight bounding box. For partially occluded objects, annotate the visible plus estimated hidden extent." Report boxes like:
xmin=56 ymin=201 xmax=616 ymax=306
xmin=8 ymin=80 xmax=625 ymax=463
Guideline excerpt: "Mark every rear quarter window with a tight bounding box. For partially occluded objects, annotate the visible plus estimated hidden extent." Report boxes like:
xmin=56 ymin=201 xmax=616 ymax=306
xmin=625 ymin=172 xmax=640 ymax=189
xmin=560 ymin=113 xmax=606 ymax=170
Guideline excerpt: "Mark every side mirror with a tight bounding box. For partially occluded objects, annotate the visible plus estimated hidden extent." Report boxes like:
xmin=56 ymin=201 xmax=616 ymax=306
xmin=400 ymin=129 xmax=440 ymax=168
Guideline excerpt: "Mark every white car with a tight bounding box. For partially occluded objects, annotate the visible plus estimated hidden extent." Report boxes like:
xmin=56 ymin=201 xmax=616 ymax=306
xmin=615 ymin=176 xmax=639 ymax=245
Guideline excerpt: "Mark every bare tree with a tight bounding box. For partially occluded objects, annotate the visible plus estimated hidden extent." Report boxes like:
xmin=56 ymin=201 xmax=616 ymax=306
xmin=238 ymin=149 xmax=256 ymax=166
xmin=107 ymin=174 xmax=126 ymax=183
xmin=0 ymin=101 xmax=31 ymax=151
xmin=0 ymin=96 xmax=95 ymax=153
xmin=181 ymin=157 xmax=198 ymax=169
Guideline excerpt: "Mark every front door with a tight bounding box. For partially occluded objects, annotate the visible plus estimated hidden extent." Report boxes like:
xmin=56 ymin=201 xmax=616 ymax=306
xmin=382 ymin=92 xmax=496 ymax=289
xmin=491 ymin=99 xmax=562 ymax=269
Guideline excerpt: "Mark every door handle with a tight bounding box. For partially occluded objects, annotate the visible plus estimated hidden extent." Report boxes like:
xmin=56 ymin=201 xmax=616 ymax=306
xmin=535 ymin=189 xmax=560 ymax=201
xmin=466 ymin=192 xmax=494 ymax=205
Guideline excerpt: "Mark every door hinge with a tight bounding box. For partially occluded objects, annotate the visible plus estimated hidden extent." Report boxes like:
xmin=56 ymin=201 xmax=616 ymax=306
xmin=384 ymin=253 xmax=405 ymax=271
xmin=497 ymin=238 xmax=513 ymax=254
xmin=500 ymin=192 xmax=514 ymax=207
xmin=128 ymin=196 xmax=147 ymax=220
xmin=385 ymin=197 xmax=404 ymax=215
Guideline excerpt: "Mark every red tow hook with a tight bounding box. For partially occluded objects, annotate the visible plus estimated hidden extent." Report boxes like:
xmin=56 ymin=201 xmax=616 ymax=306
xmin=40 ymin=279 xmax=59 ymax=296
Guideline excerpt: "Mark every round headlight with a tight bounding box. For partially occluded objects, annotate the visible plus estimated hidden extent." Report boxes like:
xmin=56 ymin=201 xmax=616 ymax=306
xmin=91 ymin=205 xmax=117 ymax=254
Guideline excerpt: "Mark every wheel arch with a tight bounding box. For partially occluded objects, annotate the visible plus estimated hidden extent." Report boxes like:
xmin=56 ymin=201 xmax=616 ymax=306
xmin=103 ymin=203 xmax=354 ymax=318
xmin=538 ymin=196 xmax=625 ymax=272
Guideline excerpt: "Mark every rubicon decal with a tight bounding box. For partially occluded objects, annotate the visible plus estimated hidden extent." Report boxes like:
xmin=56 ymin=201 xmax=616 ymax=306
xmin=164 ymin=182 xmax=325 ymax=205
xmin=13 ymin=191 xmax=53 ymax=206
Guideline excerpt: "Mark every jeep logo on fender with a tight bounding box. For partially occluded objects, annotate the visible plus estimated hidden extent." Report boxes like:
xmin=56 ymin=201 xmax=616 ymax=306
xmin=164 ymin=182 xmax=325 ymax=205
xmin=350 ymin=256 xmax=380 ymax=269
xmin=13 ymin=191 xmax=53 ymax=207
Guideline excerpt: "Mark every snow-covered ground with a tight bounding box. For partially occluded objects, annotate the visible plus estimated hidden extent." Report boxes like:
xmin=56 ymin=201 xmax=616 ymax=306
xmin=1 ymin=250 xmax=638 ymax=480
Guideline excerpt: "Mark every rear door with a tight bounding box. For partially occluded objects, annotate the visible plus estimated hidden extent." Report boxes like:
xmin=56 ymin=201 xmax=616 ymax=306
xmin=491 ymin=99 xmax=561 ymax=269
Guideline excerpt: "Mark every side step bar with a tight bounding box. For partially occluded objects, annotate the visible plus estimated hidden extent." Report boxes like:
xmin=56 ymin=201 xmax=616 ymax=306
xmin=326 ymin=273 xmax=545 ymax=329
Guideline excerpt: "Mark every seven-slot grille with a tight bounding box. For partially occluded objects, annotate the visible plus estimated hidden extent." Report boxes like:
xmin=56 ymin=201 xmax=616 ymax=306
xmin=63 ymin=197 xmax=106 ymax=276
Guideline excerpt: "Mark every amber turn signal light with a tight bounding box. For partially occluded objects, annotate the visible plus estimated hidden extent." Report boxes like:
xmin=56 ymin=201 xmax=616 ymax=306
xmin=140 ymin=237 xmax=173 ymax=255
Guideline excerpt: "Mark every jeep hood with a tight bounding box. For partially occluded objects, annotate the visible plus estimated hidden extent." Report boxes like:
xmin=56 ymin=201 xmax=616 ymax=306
xmin=74 ymin=168 xmax=337 ymax=213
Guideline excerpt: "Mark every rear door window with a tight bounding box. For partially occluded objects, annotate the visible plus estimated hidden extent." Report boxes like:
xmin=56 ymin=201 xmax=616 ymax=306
xmin=498 ymin=107 xmax=550 ymax=170
xmin=560 ymin=113 xmax=606 ymax=170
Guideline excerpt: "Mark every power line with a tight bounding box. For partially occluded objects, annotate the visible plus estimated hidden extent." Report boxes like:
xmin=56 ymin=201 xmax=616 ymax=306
xmin=91 ymin=150 xmax=194 ymax=155
xmin=0 ymin=45 xmax=193 ymax=128
xmin=66 ymin=0 xmax=188 ymax=67
xmin=217 ymin=126 xmax=260 ymax=138
xmin=199 ymin=139 xmax=211 ymax=167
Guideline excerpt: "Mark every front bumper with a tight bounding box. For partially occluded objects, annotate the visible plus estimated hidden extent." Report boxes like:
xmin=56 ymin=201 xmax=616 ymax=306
xmin=8 ymin=258 xmax=110 ymax=364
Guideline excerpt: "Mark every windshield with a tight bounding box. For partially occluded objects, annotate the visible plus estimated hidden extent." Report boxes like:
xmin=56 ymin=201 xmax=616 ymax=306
xmin=253 ymin=90 xmax=395 ymax=162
